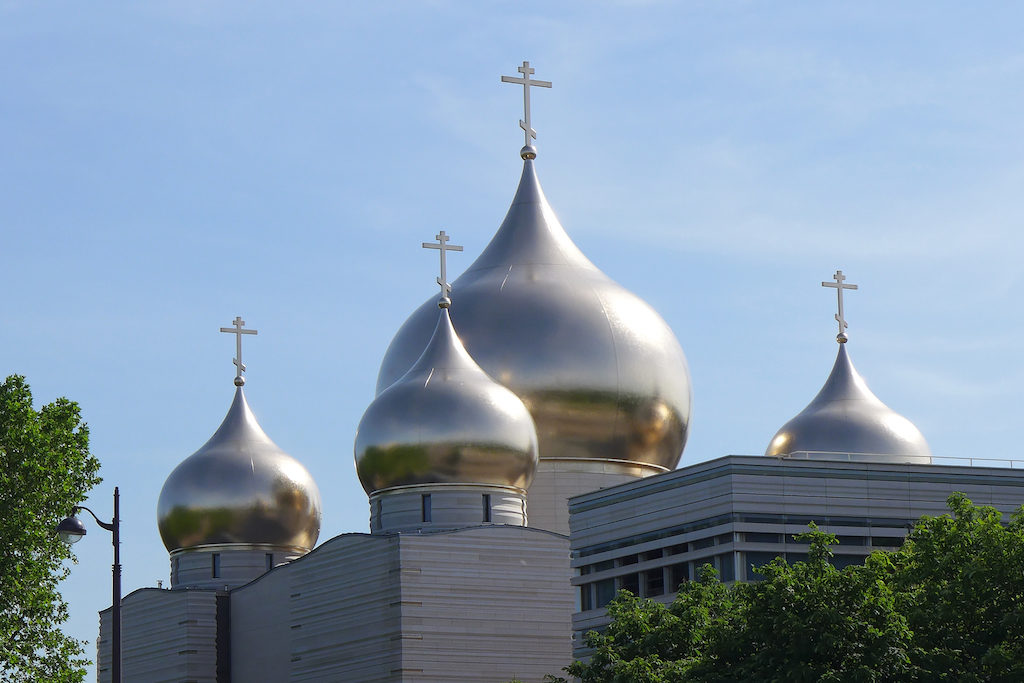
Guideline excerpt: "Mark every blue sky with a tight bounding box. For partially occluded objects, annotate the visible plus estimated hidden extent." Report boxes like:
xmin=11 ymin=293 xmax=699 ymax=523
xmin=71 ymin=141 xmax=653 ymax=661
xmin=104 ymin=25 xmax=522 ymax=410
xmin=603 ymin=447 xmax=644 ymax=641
xmin=3 ymin=2 xmax=1024 ymax=676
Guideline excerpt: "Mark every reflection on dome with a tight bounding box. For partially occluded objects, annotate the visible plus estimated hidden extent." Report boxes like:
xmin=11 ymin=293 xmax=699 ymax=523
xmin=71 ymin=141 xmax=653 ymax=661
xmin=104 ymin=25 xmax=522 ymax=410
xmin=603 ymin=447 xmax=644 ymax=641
xmin=158 ymin=387 xmax=322 ymax=552
xmin=765 ymin=343 xmax=931 ymax=462
xmin=376 ymin=159 xmax=691 ymax=470
xmin=356 ymin=306 xmax=538 ymax=494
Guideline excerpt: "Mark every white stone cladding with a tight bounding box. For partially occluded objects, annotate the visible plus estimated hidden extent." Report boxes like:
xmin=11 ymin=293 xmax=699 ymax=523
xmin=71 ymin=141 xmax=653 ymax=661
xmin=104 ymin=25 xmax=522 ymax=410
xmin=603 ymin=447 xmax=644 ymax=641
xmin=102 ymin=525 xmax=572 ymax=682
xmin=526 ymin=458 xmax=666 ymax=535
xmin=98 ymin=588 xmax=219 ymax=683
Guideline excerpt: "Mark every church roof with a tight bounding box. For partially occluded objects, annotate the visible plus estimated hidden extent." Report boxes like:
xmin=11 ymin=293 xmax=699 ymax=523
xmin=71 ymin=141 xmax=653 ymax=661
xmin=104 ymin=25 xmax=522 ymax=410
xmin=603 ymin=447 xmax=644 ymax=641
xmin=355 ymin=302 xmax=538 ymax=494
xmin=375 ymin=151 xmax=691 ymax=470
xmin=157 ymin=383 xmax=322 ymax=553
xmin=765 ymin=342 xmax=931 ymax=462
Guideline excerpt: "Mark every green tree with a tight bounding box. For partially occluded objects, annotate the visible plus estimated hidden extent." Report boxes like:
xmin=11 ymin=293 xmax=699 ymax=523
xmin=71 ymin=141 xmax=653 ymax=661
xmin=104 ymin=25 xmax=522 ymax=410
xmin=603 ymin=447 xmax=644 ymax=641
xmin=894 ymin=493 xmax=1024 ymax=681
xmin=559 ymin=495 xmax=1024 ymax=682
xmin=0 ymin=375 xmax=101 ymax=682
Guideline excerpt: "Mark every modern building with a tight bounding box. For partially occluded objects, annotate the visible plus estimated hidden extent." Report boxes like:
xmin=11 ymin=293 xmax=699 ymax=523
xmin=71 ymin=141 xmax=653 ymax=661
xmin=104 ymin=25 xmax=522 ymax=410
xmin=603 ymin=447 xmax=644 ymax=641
xmin=93 ymin=63 xmax=1024 ymax=682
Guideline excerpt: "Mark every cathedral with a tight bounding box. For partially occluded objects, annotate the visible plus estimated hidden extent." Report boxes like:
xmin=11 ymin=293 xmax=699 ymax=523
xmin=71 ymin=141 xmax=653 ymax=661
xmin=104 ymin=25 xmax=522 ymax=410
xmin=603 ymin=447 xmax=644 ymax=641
xmin=95 ymin=62 xmax=1024 ymax=682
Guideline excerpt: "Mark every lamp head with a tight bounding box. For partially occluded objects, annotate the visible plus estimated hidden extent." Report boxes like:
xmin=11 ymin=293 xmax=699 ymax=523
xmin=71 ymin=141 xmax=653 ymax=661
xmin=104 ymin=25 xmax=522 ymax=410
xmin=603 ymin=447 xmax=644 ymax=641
xmin=56 ymin=515 xmax=87 ymax=544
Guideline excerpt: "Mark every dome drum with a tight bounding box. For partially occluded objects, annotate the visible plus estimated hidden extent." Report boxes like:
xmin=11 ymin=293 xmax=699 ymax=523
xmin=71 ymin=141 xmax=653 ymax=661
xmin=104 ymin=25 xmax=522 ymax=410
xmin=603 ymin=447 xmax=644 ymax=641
xmin=168 ymin=543 xmax=305 ymax=590
xmin=369 ymin=483 xmax=527 ymax=534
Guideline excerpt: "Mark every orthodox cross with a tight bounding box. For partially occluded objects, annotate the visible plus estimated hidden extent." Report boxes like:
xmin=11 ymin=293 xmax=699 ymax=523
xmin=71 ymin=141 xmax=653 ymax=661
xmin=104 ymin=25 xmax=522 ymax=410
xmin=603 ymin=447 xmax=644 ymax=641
xmin=501 ymin=60 xmax=552 ymax=150
xmin=219 ymin=316 xmax=258 ymax=385
xmin=821 ymin=270 xmax=858 ymax=342
xmin=422 ymin=230 xmax=463 ymax=307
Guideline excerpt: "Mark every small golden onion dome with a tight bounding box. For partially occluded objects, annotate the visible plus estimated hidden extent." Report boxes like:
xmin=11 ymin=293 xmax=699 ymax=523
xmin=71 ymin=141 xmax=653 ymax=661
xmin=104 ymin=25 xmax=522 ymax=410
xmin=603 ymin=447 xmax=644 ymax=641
xmin=765 ymin=343 xmax=931 ymax=462
xmin=376 ymin=159 xmax=691 ymax=470
xmin=157 ymin=388 xmax=322 ymax=552
xmin=355 ymin=307 xmax=538 ymax=494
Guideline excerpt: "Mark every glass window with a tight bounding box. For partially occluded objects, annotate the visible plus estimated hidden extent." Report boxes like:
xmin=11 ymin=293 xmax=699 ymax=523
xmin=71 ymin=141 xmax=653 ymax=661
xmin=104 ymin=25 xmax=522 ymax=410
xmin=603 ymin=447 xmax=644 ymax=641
xmin=644 ymin=568 xmax=665 ymax=597
xmin=580 ymin=584 xmax=593 ymax=611
xmin=871 ymin=536 xmax=904 ymax=547
xmin=422 ymin=494 xmax=432 ymax=523
xmin=619 ymin=573 xmax=640 ymax=595
xmin=641 ymin=549 xmax=662 ymax=562
xmin=744 ymin=551 xmax=782 ymax=582
xmin=595 ymin=579 xmax=616 ymax=608
xmin=832 ymin=554 xmax=866 ymax=570
xmin=745 ymin=532 xmax=782 ymax=544
xmin=669 ymin=563 xmax=689 ymax=591
xmin=691 ymin=536 xmax=715 ymax=550
xmin=593 ymin=559 xmax=614 ymax=573
xmin=618 ymin=554 xmax=638 ymax=566
xmin=717 ymin=553 xmax=735 ymax=582
xmin=716 ymin=533 xmax=734 ymax=545
xmin=212 ymin=553 xmax=221 ymax=579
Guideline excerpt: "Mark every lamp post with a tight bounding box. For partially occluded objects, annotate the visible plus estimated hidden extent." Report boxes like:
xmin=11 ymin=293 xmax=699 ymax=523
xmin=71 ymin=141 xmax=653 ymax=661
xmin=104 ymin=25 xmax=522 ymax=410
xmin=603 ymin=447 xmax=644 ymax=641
xmin=57 ymin=487 xmax=121 ymax=683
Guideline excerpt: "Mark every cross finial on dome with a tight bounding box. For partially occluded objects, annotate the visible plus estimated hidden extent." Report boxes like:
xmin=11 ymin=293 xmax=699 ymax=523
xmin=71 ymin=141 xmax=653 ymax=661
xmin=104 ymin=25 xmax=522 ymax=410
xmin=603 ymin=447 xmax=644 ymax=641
xmin=501 ymin=60 xmax=551 ymax=160
xmin=822 ymin=270 xmax=858 ymax=343
xmin=422 ymin=231 xmax=463 ymax=309
xmin=219 ymin=316 xmax=258 ymax=386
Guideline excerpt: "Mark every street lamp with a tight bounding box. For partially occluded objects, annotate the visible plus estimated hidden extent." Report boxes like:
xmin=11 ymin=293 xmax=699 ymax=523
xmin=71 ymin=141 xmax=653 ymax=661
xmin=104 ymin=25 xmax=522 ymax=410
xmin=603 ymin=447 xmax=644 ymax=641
xmin=57 ymin=487 xmax=121 ymax=683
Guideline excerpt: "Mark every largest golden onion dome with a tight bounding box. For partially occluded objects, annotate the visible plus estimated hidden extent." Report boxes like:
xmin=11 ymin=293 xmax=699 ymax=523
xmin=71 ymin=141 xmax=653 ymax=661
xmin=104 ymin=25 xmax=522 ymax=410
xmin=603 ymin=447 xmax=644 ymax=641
xmin=158 ymin=386 xmax=322 ymax=553
xmin=376 ymin=157 xmax=692 ymax=470
xmin=356 ymin=304 xmax=538 ymax=493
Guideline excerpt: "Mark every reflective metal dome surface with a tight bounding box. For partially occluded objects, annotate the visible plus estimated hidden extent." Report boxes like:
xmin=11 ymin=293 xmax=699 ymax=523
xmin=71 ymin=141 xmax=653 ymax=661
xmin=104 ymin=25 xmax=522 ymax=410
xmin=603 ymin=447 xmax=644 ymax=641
xmin=158 ymin=387 xmax=322 ymax=552
xmin=376 ymin=159 xmax=691 ymax=470
xmin=765 ymin=343 xmax=931 ymax=461
xmin=357 ymin=306 xmax=538 ymax=493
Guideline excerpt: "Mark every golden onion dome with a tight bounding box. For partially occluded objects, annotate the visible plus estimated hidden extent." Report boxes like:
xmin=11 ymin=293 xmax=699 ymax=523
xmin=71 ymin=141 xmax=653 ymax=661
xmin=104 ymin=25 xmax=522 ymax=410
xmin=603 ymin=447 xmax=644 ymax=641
xmin=157 ymin=387 xmax=322 ymax=552
xmin=765 ymin=343 xmax=931 ymax=462
xmin=356 ymin=305 xmax=538 ymax=494
xmin=376 ymin=158 xmax=691 ymax=470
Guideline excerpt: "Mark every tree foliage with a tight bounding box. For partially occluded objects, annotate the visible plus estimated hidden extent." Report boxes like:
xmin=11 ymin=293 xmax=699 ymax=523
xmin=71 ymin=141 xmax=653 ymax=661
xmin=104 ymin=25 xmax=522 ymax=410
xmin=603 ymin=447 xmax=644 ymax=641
xmin=557 ymin=494 xmax=1024 ymax=682
xmin=0 ymin=375 xmax=101 ymax=682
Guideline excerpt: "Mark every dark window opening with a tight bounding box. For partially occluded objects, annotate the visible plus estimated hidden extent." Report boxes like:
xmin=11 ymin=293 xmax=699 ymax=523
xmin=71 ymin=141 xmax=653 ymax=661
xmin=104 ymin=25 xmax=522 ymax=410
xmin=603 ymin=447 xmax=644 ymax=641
xmin=595 ymin=579 xmax=615 ymax=608
xmin=212 ymin=553 xmax=221 ymax=579
xmin=619 ymin=573 xmax=639 ymax=595
xmin=266 ymin=553 xmax=274 ymax=571
xmin=717 ymin=552 xmax=735 ymax=582
xmin=644 ymin=568 xmax=665 ymax=597
xmin=422 ymin=494 xmax=432 ymax=523
xmin=580 ymin=585 xmax=593 ymax=611
xmin=670 ymin=563 xmax=689 ymax=590
xmin=482 ymin=494 xmax=491 ymax=522
xmin=692 ymin=536 xmax=715 ymax=550
xmin=746 ymin=532 xmax=783 ymax=544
